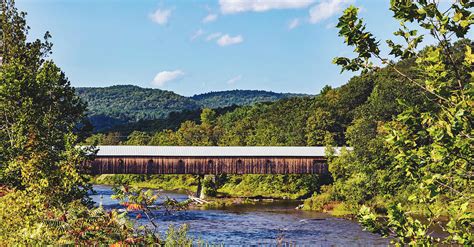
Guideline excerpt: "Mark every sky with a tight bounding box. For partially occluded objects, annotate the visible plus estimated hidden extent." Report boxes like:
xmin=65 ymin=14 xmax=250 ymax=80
xmin=16 ymin=0 xmax=444 ymax=96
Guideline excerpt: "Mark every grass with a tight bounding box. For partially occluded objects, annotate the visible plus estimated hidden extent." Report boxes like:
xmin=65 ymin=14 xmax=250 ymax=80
xmin=217 ymin=174 xmax=318 ymax=199
xmin=92 ymin=174 xmax=197 ymax=193
xmin=302 ymin=185 xmax=357 ymax=217
xmin=92 ymin=174 xmax=319 ymax=200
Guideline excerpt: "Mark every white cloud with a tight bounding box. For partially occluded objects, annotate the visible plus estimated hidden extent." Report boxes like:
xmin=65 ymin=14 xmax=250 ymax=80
xmin=227 ymin=75 xmax=242 ymax=85
xmin=191 ymin=29 xmax=204 ymax=41
xmin=149 ymin=8 xmax=172 ymax=25
xmin=309 ymin=0 xmax=354 ymax=24
xmin=217 ymin=34 xmax=243 ymax=46
xmin=152 ymin=70 xmax=184 ymax=87
xmin=288 ymin=18 xmax=300 ymax=30
xmin=206 ymin=32 xmax=222 ymax=41
xmin=202 ymin=13 xmax=218 ymax=23
xmin=220 ymin=0 xmax=314 ymax=14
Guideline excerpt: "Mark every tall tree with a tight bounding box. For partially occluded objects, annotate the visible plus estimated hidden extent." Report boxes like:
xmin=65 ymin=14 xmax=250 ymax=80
xmin=0 ymin=0 xmax=91 ymax=204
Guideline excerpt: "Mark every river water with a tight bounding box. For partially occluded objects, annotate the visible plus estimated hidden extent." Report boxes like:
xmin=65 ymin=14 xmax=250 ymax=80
xmin=91 ymin=185 xmax=389 ymax=246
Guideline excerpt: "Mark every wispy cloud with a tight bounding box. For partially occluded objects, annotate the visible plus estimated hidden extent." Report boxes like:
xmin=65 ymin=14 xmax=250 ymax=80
xmin=149 ymin=8 xmax=172 ymax=25
xmin=202 ymin=13 xmax=218 ymax=23
xmin=325 ymin=22 xmax=336 ymax=29
xmin=288 ymin=18 xmax=300 ymax=30
xmin=152 ymin=70 xmax=184 ymax=87
xmin=217 ymin=34 xmax=243 ymax=46
xmin=206 ymin=32 xmax=222 ymax=41
xmin=227 ymin=75 xmax=242 ymax=85
xmin=220 ymin=0 xmax=314 ymax=14
xmin=309 ymin=0 xmax=354 ymax=24
xmin=191 ymin=29 xmax=204 ymax=41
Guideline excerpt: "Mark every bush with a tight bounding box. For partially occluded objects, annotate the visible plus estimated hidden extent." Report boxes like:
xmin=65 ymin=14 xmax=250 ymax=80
xmin=0 ymin=190 xmax=135 ymax=245
xmin=303 ymin=192 xmax=332 ymax=211
xmin=218 ymin=174 xmax=319 ymax=199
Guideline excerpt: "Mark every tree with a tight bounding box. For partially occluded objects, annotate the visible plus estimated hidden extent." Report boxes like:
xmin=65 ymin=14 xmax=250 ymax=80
xmin=334 ymin=1 xmax=473 ymax=245
xmin=0 ymin=0 xmax=91 ymax=203
xmin=102 ymin=132 xmax=122 ymax=145
xmin=325 ymin=59 xmax=428 ymax=208
xmin=149 ymin=129 xmax=178 ymax=145
xmin=125 ymin=131 xmax=151 ymax=145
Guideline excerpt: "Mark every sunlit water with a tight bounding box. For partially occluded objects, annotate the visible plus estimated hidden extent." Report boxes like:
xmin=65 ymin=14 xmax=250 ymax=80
xmin=91 ymin=185 xmax=389 ymax=246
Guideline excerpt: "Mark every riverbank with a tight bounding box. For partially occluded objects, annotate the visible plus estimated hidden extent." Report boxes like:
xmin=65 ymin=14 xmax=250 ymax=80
xmin=91 ymin=174 xmax=320 ymax=200
xmin=91 ymin=174 xmax=355 ymax=218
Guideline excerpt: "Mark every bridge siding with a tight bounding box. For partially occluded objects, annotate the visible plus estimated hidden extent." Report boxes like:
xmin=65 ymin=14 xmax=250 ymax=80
xmin=89 ymin=156 xmax=328 ymax=175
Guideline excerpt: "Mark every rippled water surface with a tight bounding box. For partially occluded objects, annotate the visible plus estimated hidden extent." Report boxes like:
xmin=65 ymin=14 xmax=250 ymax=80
xmin=91 ymin=185 xmax=389 ymax=246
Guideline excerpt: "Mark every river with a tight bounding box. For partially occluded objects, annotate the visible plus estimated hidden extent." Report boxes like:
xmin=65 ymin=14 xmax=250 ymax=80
xmin=91 ymin=185 xmax=389 ymax=246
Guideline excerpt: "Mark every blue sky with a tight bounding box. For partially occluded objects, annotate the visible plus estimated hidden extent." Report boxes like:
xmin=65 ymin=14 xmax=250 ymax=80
xmin=18 ymin=0 xmax=419 ymax=96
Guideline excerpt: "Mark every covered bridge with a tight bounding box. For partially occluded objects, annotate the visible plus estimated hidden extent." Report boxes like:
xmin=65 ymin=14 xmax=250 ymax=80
xmin=89 ymin=146 xmax=344 ymax=175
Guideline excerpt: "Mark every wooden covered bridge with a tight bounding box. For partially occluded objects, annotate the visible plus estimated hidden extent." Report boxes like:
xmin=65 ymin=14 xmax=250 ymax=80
xmin=89 ymin=146 xmax=343 ymax=175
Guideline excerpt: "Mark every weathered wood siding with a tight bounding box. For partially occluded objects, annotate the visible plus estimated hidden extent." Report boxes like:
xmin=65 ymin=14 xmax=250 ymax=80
xmin=89 ymin=156 xmax=328 ymax=175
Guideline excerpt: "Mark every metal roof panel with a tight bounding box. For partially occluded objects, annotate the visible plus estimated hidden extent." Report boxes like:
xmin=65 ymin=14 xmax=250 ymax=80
xmin=94 ymin=146 xmax=349 ymax=157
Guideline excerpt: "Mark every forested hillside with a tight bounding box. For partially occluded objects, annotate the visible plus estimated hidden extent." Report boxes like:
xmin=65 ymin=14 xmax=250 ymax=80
xmin=76 ymin=85 xmax=199 ymax=131
xmin=191 ymin=90 xmax=306 ymax=109
xmin=76 ymin=86 xmax=303 ymax=131
xmin=104 ymin=105 xmax=239 ymax=135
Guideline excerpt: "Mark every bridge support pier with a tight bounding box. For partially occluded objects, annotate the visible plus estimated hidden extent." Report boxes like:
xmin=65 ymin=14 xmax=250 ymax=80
xmin=195 ymin=174 xmax=204 ymax=199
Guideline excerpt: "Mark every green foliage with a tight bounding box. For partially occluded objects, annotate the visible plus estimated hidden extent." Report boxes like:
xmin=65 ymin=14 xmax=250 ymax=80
xmin=164 ymin=224 xmax=194 ymax=247
xmin=76 ymin=85 xmax=200 ymax=131
xmin=358 ymin=204 xmax=434 ymax=245
xmin=111 ymin=185 xmax=192 ymax=244
xmin=77 ymin=86 xmax=304 ymax=131
xmin=214 ymin=91 xmax=367 ymax=147
xmin=202 ymin=175 xmax=218 ymax=197
xmin=303 ymin=186 xmax=333 ymax=211
xmin=323 ymin=61 xmax=425 ymax=206
xmin=0 ymin=0 xmax=91 ymax=205
xmin=191 ymin=89 xmax=305 ymax=109
xmin=334 ymin=0 xmax=473 ymax=244
xmin=0 ymin=189 xmax=139 ymax=245
xmin=107 ymin=105 xmax=239 ymax=135
xmin=92 ymin=174 xmax=198 ymax=192
xmin=125 ymin=131 xmax=151 ymax=145
xmin=93 ymin=173 xmax=319 ymax=200
xmin=83 ymin=132 xmax=124 ymax=145
xmin=218 ymin=175 xmax=319 ymax=199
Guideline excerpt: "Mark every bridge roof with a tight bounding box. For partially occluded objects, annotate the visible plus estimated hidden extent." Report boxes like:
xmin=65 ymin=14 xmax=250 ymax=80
xmin=95 ymin=146 xmax=346 ymax=157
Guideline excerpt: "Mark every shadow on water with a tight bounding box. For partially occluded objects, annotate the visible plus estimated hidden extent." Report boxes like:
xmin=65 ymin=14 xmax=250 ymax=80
xmin=90 ymin=185 xmax=390 ymax=246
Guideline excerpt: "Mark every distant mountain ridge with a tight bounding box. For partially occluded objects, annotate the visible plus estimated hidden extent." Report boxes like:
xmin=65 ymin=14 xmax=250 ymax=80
xmin=76 ymin=85 xmax=308 ymax=131
xmin=191 ymin=90 xmax=307 ymax=109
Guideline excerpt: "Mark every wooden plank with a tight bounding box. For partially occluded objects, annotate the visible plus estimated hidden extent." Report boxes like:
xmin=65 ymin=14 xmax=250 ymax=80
xmin=88 ymin=156 xmax=328 ymax=175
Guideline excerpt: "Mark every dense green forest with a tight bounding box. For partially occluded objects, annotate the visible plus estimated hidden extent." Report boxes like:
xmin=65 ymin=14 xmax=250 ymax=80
xmin=191 ymin=90 xmax=307 ymax=109
xmin=101 ymin=105 xmax=240 ymax=136
xmin=77 ymin=86 xmax=304 ymax=131
xmin=76 ymin=85 xmax=198 ymax=131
